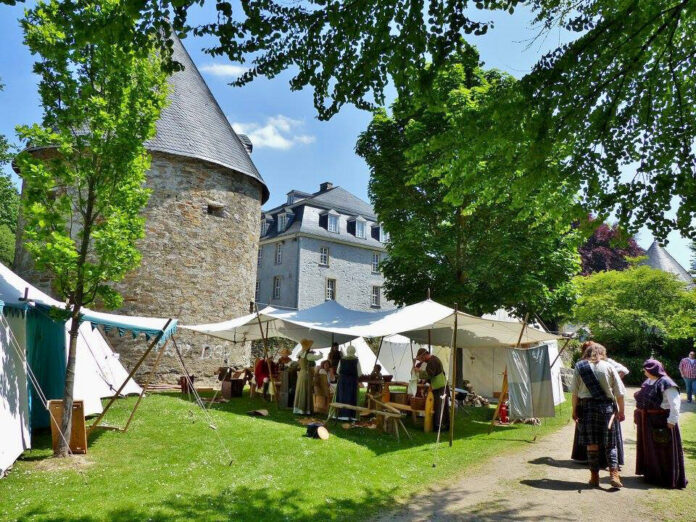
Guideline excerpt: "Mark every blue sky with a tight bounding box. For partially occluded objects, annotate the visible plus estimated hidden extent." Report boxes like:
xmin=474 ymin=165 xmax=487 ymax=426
xmin=0 ymin=2 xmax=692 ymax=270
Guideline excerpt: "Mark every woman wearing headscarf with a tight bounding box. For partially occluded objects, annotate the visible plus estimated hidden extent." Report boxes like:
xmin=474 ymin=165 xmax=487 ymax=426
xmin=334 ymin=345 xmax=362 ymax=421
xmin=634 ymin=359 xmax=688 ymax=489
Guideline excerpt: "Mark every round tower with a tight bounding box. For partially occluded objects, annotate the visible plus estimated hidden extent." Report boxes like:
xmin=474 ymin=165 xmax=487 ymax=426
xmin=14 ymin=36 xmax=269 ymax=382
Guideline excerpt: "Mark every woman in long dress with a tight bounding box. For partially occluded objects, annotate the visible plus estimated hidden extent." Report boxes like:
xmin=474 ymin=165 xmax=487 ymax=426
xmin=634 ymin=359 xmax=687 ymax=489
xmin=293 ymin=339 xmax=322 ymax=415
xmin=335 ymin=345 xmax=362 ymax=421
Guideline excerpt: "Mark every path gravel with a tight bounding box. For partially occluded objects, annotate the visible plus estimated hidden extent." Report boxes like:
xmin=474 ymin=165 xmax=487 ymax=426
xmin=377 ymin=388 xmax=694 ymax=521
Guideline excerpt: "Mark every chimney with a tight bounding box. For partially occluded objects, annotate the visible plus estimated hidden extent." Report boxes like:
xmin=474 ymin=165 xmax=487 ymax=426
xmin=319 ymin=182 xmax=333 ymax=192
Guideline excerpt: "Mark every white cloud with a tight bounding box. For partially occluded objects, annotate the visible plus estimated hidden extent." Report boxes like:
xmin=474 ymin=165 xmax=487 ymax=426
xmin=232 ymin=115 xmax=316 ymax=150
xmin=199 ymin=63 xmax=248 ymax=78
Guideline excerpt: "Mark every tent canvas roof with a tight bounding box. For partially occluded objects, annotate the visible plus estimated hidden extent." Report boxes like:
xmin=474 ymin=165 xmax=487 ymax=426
xmin=183 ymin=299 xmax=560 ymax=348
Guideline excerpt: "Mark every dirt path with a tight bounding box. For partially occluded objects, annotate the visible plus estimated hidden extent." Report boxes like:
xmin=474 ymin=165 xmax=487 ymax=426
xmin=378 ymin=388 xmax=694 ymax=521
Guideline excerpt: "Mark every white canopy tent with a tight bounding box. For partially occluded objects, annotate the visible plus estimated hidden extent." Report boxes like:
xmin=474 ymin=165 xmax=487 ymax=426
xmin=183 ymin=299 xmax=560 ymax=349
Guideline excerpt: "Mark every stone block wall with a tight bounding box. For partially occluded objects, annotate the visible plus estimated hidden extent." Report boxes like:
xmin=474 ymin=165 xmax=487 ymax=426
xmin=15 ymin=151 xmax=264 ymax=384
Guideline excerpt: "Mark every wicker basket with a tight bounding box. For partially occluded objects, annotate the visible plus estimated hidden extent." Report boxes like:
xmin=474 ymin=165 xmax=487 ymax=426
xmin=409 ymin=396 xmax=426 ymax=410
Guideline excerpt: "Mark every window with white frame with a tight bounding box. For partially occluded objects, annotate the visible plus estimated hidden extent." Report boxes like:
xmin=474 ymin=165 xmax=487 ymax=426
xmin=371 ymin=286 xmax=381 ymax=307
xmin=275 ymin=243 xmax=282 ymax=264
xmin=371 ymin=252 xmax=380 ymax=273
xmin=319 ymin=247 xmax=329 ymax=266
xmin=328 ymin=214 xmax=339 ymax=233
xmin=255 ymin=280 xmax=260 ymax=301
xmin=326 ymin=278 xmax=336 ymax=300
xmin=261 ymin=221 xmax=268 ymax=236
xmin=356 ymin=220 xmax=366 ymax=239
xmin=278 ymin=213 xmax=287 ymax=232
xmin=273 ymin=276 xmax=281 ymax=299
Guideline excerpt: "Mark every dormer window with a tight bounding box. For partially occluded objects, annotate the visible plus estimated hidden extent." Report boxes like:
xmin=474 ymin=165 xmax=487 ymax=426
xmin=319 ymin=209 xmax=340 ymax=233
xmin=261 ymin=220 xmax=269 ymax=236
xmin=348 ymin=216 xmax=367 ymax=238
xmin=328 ymin=215 xmax=338 ymax=233
xmin=372 ymin=224 xmax=389 ymax=242
xmin=278 ymin=213 xmax=287 ymax=232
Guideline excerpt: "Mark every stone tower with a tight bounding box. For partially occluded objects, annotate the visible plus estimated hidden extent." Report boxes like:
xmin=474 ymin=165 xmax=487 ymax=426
xmin=14 ymin=37 xmax=269 ymax=382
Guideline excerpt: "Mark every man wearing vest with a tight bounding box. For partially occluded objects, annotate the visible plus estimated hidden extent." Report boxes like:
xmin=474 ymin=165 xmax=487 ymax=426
xmin=416 ymin=348 xmax=450 ymax=432
xmin=572 ymin=341 xmax=626 ymax=488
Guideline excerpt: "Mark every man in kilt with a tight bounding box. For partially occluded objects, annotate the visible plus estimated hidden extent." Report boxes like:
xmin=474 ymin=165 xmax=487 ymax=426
xmin=571 ymin=342 xmax=626 ymax=488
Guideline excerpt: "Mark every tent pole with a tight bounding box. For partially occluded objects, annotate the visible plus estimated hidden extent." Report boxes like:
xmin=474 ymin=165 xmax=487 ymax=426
xmin=122 ymin=338 xmax=169 ymax=432
xmin=88 ymin=318 xmax=173 ymax=434
xmin=449 ymin=306 xmax=458 ymax=447
xmin=428 ymin=329 xmax=431 ymax=354
xmin=488 ymin=313 xmax=528 ymax=435
xmin=254 ymin=303 xmax=279 ymax=407
xmin=550 ymin=337 xmax=571 ymax=369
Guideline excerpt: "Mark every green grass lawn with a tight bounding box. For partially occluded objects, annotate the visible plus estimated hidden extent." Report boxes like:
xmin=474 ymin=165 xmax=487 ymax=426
xmin=0 ymin=390 xmax=571 ymax=521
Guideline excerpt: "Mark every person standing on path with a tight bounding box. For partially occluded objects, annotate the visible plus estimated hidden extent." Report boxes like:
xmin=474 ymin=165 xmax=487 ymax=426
xmin=635 ymin=358 xmax=687 ymax=489
xmin=571 ymin=342 xmax=626 ymax=488
xmin=415 ymin=348 xmax=449 ymax=432
xmin=678 ymin=351 xmax=696 ymax=403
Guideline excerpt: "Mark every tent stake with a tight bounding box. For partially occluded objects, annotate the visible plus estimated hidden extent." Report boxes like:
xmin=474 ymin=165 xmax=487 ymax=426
xmin=88 ymin=318 xmax=173 ymax=434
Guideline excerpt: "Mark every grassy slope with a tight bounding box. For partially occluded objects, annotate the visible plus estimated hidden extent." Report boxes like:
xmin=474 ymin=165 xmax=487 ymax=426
xmin=0 ymin=391 xmax=571 ymax=521
xmin=646 ymin=411 xmax=696 ymax=521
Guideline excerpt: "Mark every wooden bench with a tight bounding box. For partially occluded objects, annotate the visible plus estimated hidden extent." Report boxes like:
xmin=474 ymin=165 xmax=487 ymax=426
xmin=327 ymin=402 xmax=410 ymax=441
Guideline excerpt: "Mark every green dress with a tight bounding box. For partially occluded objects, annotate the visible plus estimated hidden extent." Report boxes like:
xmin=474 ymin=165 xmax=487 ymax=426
xmin=293 ymin=351 xmax=321 ymax=414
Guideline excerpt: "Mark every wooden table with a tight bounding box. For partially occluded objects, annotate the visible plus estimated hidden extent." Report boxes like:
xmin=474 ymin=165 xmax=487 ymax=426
xmin=327 ymin=402 xmax=410 ymax=441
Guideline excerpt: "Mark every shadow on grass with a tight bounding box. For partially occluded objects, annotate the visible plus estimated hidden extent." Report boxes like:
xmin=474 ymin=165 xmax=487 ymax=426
xmin=15 ymin=484 xmax=402 ymax=521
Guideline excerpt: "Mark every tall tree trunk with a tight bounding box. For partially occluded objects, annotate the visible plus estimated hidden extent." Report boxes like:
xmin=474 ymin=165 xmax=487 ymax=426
xmin=56 ymin=306 xmax=81 ymax=457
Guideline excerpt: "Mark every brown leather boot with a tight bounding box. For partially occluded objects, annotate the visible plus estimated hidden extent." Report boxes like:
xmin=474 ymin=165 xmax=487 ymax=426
xmin=588 ymin=470 xmax=600 ymax=487
xmin=609 ymin=468 xmax=623 ymax=488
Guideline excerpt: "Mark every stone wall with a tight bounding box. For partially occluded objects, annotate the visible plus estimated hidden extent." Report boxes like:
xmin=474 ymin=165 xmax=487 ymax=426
xmin=15 ymin=151 xmax=264 ymax=384
xmin=256 ymin=238 xmax=300 ymax=310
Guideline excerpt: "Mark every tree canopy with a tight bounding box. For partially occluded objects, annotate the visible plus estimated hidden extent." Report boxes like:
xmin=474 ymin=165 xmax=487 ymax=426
xmin=357 ymin=44 xmax=580 ymax=319
xmin=0 ymin=80 xmax=17 ymax=267
xmin=15 ymin=0 xmax=169 ymax=456
xmin=573 ymin=265 xmax=696 ymax=381
xmin=578 ymin=216 xmax=644 ymax=275
xmin=1 ymin=0 xmax=694 ymax=239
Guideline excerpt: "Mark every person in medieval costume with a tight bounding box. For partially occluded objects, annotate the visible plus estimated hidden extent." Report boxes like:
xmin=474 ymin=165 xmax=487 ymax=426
xmin=254 ymin=356 xmax=275 ymax=400
xmin=416 ymin=348 xmax=449 ymax=432
xmin=334 ymin=345 xmax=362 ymax=421
xmin=634 ymin=359 xmax=688 ymax=489
xmin=293 ymin=339 xmax=322 ymax=415
xmin=571 ymin=342 xmax=626 ymax=488
xmin=328 ymin=342 xmax=342 ymax=370
xmin=571 ymin=343 xmax=628 ymax=468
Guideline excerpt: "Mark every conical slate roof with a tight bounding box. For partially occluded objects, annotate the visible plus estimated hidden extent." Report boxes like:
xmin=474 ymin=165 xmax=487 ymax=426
xmin=147 ymin=36 xmax=269 ymax=203
xmin=642 ymin=241 xmax=694 ymax=286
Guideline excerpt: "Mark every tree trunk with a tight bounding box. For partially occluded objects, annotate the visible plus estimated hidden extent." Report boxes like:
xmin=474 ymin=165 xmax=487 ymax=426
xmin=56 ymin=306 xmax=81 ymax=457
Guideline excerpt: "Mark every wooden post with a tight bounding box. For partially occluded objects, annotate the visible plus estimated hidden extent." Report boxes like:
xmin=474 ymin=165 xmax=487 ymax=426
xmin=488 ymin=314 xmax=528 ymax=434
xmin=254 ymin=303 xmax=279 ymax=407
xmin=449 ymin=305 xmax=458 ymax=447
xmin=550 ymin=337 xmax=571 ymax=369
xmin=88 ymin=318 xmax=173 ymax=433
xmin=122 ymin=338 xmax=169 ymax=432
xmin=424 ymin=387 xmax=434 ymax=433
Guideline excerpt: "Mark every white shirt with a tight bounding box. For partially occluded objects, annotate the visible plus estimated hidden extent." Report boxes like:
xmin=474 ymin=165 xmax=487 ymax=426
xmin=647 ymin=377 xmax=681 ymax=425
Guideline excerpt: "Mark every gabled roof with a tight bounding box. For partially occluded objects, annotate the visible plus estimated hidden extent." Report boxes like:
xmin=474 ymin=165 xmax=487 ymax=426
xmin=147 ymin=36 xmax=269 ymax=203
xmin=642 ymin=241 xmax=694 ymax=286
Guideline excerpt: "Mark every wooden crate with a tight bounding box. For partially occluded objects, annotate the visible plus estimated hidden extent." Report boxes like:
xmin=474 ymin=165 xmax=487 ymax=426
xmin=48 ymin=399 xmax=88 ymax=454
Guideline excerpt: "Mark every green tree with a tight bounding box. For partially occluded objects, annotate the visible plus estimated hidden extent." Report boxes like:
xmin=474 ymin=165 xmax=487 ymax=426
xmin=0 ymin=80 xmax=18 ymax=267
xmin=356 ymin=44 xmax=581 ymax=320
xmin=573 ymin=265 xmax=696 ymax=381
xmin=15 ymin=0 xmax=169 ymax=457
xmin=690 ymin=241 xmax=696 ymax=276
